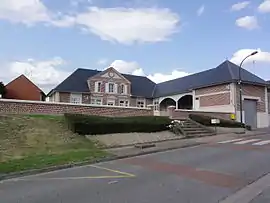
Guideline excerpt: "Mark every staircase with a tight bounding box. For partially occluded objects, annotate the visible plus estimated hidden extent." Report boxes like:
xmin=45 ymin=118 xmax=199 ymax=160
xmin=174 ymin=118 xmax=216 ymax=137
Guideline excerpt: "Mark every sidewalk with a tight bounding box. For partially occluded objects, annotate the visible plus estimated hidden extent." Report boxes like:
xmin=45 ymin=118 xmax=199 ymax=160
xmin=106 ymin=130 xmax=269 ymax=157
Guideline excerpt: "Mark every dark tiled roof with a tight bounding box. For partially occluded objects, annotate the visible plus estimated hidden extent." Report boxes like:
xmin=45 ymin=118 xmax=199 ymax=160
xmin=48 ymin=68 xmax=156 ymax=98
xmin=154 ymin=60 xmax=266 ymax=97
xmin=48 ymin=61 xmax=267 ymax=98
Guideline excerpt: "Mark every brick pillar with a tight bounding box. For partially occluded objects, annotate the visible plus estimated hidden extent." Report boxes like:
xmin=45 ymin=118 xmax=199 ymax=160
xmin=167 ymin=105 xmax=176 ymax=119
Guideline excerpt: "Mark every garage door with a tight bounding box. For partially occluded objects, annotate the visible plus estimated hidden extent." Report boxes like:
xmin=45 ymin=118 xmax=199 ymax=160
xmin=243 ymin=99 xmax=257 ymax=128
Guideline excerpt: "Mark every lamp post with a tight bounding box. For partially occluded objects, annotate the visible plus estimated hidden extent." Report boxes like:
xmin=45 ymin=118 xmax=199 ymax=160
xmin=238 ymin=51 xmax=258 ymax=124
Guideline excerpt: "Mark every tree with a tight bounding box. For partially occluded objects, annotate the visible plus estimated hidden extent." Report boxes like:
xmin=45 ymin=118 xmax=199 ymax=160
xmin=0 ymin=82 xmax=6 ymax=98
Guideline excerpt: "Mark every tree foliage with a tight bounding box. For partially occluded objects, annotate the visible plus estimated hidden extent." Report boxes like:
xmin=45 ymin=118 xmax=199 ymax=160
xmin=0 ymin=82 xmax=6 ymax=97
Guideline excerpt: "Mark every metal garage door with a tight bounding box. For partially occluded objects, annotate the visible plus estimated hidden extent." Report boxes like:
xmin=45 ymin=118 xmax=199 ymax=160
xmin=243 ymin=99 xmax=257 ymax=128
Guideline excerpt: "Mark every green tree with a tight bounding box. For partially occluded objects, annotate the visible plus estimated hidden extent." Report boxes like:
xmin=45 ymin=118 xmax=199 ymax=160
xmin=0 ymin=82 xmax=6 ymax=98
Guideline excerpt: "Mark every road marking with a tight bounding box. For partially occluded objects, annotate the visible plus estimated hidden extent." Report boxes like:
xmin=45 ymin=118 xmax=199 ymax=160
xmin=90 ymin=165 xmax=135 ymax=177
xmin=16 ymin=175 xmax=134 ymax=181
xmin=234 ymin=139 xmax=261 ymax=145
xmin=218 ymin=138 xmax=244 ymax=144
xmin=252 ymin=140 xmax=270 ymax=146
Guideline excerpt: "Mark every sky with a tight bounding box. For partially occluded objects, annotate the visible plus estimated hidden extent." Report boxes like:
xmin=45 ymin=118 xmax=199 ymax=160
xmin=0 ymin=0 xmax=270 ymax=93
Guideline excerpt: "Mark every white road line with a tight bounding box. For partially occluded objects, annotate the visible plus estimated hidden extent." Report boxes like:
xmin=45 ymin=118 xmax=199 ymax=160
xmin=252 ymin=140 xmax=270 ymax=146
xmin=218 ymin=138 xmax=244 ymax=144
xmin=234 ymin=139 xmax=261 ymax=145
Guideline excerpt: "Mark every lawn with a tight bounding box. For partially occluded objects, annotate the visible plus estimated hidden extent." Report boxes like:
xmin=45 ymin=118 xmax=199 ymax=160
xmin=0 ymin=114 xmax=108 ymax=174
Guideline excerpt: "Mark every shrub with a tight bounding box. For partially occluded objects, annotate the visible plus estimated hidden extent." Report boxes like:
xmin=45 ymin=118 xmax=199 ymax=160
xmin=189 ymin=114 xmax=245 ymax=128
xmin=64 ymin=113 xmax=172 ymax=135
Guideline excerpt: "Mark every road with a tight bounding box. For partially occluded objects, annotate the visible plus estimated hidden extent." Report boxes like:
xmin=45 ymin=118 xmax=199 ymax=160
xmin=1 ymin=133 xmax=270 ymax=203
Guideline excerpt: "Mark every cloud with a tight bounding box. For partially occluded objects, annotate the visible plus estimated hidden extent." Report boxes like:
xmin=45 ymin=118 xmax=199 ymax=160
xmin=97 ymin=58 xmax=108 ymax=66
xmin=0 ymin=57 xmax=71 ymax=93
xmin=235 ymin=16 xmax=259 ymax=30
xmin=0 ymin=1 xmax=180 ymax=45
xmin=109 ymin=59 xmax=190 ymax=83
xmin=231 ymin=1 xmax=250 ymax=11
xmin=74 ymin=7 xmax=180 ymax=44
xmin=258 ymin=0 xmax=270 ymax=13
xmin=230 ymin=48 xmax=270 ymax=65
xmin=197 ymin=5 xmax=205 ymax=16
xmin=0 ymin=0 xmax=50 ymax=25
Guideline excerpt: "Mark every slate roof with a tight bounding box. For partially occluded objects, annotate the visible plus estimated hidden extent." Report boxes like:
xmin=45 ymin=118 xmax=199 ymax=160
xmin=48 ymin=60 xmax=267 ymax=98
xmin=154 ymin=60 xmax=267 ymax=97
xmin=48 ymin=68 xmax=156 ymax=98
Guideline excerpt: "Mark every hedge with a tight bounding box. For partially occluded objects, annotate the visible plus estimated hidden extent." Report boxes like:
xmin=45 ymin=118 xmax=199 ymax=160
xmin=64 ymin=114 xmax=172 ymax=135
xmin=189 ymin=114 xmax=246 ymax=128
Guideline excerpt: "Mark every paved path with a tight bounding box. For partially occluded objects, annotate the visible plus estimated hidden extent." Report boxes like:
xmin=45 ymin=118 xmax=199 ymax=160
xmin=1 ymin=133 xmax=270 ymax=203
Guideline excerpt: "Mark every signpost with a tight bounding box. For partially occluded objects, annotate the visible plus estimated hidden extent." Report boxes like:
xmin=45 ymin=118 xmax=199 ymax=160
xmin=211 ymin=118 xmax=220 ymax=134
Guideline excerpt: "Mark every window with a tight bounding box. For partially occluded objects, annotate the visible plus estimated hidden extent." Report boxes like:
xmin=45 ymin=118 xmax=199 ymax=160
xmin=154 ymin=100 xmax=159 ymax=111
xmin=119 ymin=100 xmax=129 ymax=107
xmin=97 ymin=82 xmax=102 ymax=92
xmin=109 ymin=83 xmax=114 ymax=93
xmin=91 ymin=97 xmax=102 ymax=105
xmin=70 ymin=94 xmax=82 ymax=104
xmin=137 ymin=98 xmax=145 ymax=108
xmin=120 ymin=84 xmax=125 ymax=94
xmin=107 ymin=99 xmax=115 ymax=106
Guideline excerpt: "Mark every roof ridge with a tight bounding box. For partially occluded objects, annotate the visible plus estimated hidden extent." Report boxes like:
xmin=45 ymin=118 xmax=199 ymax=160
xmin=225 ymin=60 xmax=236 ymax=80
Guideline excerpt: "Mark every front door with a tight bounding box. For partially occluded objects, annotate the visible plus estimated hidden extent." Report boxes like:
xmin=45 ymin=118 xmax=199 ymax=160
xmin=243 ymin=99 xmax=257 ymax=128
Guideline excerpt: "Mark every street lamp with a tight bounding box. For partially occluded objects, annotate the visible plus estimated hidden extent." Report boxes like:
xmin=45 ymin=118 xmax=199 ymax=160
xmin=238 ymin=51 xmax=258 ymax=124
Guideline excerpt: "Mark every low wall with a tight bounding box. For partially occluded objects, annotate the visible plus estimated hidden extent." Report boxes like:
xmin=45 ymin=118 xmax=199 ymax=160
xmin=170 ymin=109 xmax=232 ymax=120
xmin=0 ymin=99 xmax=153 ymax=117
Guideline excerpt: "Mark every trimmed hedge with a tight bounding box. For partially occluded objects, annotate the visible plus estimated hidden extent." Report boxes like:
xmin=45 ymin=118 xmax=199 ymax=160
xmin=189 ymin=114 xmax=246 ymax=128
xmin=64 ymin=114 xmax=172 ymax=135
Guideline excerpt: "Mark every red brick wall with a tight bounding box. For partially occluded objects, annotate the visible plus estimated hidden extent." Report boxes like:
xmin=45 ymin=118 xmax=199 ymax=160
xmin=235 ymin=84 xmax=266 ymax=112
xmin=171 ymin=109 xmax=231 ymax=120
xmin=195 ymin=84 xmax=229 ymax=96
xmin=200 ymin=93 xmax=230 ymax=107
xmin=5 ymin=75 xmax=43 ymax=101
xmin=0 ymin=99 xmax=153 ymax=117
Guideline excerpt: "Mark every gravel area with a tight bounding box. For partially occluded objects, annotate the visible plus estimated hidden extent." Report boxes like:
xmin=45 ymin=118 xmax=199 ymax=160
xmin=87 ymin=131 xmax=183 ymax=148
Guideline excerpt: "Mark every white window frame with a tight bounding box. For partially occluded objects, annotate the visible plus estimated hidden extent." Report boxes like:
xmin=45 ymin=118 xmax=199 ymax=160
xmin=97 ymin=82 xmax=102 ymax=92
xmin=91 ymin=97 xmax=103 ymax=105
xmin=136 ymin=98 xmax=145 ymax=108
xmin=108 ymin=83 xmax=115 ymax=93
xmin=70 ymin=93 xmax=82 ymax=104
xmin=153 ymin=99 xmax=159 ymax=111
xmin=119 ymin=99 xmax=129 ymax=107
xmin=120 ymin=84 xmax=125 ymax=94
xmin=107 ymin=99 xmax=115 ymax=106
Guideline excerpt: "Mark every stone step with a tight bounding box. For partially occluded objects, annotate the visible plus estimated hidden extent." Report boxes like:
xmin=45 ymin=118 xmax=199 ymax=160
xmin=182 ymin=128 xmax=209 ymax=131
xmin=185 ymin=130 xmax=212 ymax=134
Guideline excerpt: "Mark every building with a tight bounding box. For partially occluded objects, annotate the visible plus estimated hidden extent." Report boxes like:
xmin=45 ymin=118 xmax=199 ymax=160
xmin=5 ymin=74 xmax=46 ymax=101
xmin=47 ymin=60 xmax=269 ymax=128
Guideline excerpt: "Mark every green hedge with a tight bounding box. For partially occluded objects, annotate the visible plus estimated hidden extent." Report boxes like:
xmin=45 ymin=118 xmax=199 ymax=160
xmin=64 ymin=114 xmax=171 ymax=135
xmin=189 ymin=114 xmax=245 ymax=128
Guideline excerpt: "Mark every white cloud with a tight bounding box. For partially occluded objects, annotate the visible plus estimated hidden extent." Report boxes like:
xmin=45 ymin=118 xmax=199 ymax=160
xmin=97 ymin=58 xmax=108 ymax=66
xmin=0 ymin=1 xmax=180 ymax=45
xmin=1 ymin=57 xmax=71 ymax=93
xmin=74 ymin=7 xmax=180 ymax=44
xmin=109 ymin=59 xmax=190 ymax=83
xmin=197 ymin=5 xmax=205 ymax=16
xmin=0 ymin=0 xmax=50 ymax=25
xmin=235 ymin=16 xmax=259 ymax=30
xmin=231 ymin=1 xmax=250 ymax=11
xmin=230 ymin=48 xmax=270 ymax=65
xmin=258 ymin=0 xmax=270 ymax=13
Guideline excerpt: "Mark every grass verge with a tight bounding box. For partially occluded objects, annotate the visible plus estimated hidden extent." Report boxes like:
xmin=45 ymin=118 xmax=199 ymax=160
xmin=0 ymin=114 xmax=108 ymax=174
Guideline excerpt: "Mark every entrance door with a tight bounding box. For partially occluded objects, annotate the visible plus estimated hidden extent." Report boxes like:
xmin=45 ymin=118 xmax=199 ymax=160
xmin=243 ymin=99 xmax=257 ymax=128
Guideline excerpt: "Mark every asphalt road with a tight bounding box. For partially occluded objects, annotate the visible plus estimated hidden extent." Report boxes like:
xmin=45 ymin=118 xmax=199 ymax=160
xmin=2 ymin=134 xmax=270 ymax=203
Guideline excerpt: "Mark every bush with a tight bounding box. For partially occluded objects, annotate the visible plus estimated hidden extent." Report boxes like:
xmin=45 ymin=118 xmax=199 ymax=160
xmin=64 ymin=114 xmax=172 ymax=135
xmin=189 ymin=114 xmax=245 ymax=128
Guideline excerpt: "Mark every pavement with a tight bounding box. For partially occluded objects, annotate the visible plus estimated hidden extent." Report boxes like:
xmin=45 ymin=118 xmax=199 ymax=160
xmin=1 ymin=131 xmax=270 ymax=203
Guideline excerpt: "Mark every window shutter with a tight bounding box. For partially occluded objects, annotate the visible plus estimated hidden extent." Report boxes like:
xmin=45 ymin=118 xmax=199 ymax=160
xmin=124 ymin=85 xmax=127 ymax=94
xmin=94 ymin=82 xmax=98 ymax=92
xmin=115 ymin=84 xmax=118 ymax=93
xmin=105 ymin=83 xmax=109 ymax=93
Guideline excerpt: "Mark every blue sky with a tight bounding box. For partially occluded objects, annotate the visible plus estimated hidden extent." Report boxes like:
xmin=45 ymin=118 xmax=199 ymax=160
xmin=0 ymin=0 xmax=270 ymax=93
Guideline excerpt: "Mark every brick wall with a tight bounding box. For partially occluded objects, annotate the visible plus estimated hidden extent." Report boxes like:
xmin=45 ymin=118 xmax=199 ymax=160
xmin=235 ymin=84 xmax=266 ymax=112
xmin=200 ymin=93 xmax=230 ymax=107
xmin=0 ymin=99 xmax=153 ymax=117
xmin=171 ymin=109 xmax=231 ymax=120
xmin=195 ymin=84 xmax=231 ymax=107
